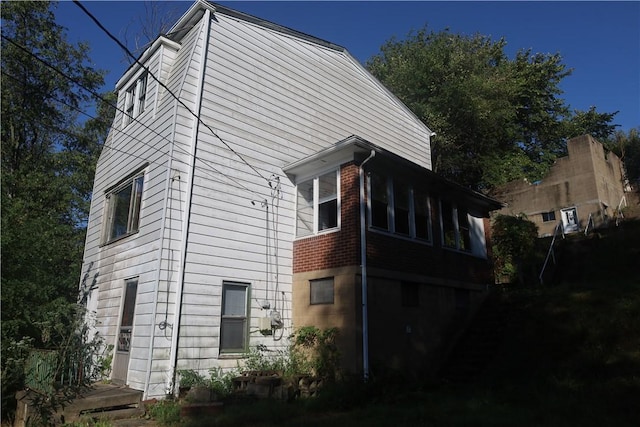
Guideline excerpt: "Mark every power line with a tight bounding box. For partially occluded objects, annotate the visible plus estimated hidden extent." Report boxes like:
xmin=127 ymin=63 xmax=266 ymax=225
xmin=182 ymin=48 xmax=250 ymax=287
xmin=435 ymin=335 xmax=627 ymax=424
xmin=72 ymin=0 xmax=270 ymax=185
xmin=1 ymin=35 xmax=266 ymax=200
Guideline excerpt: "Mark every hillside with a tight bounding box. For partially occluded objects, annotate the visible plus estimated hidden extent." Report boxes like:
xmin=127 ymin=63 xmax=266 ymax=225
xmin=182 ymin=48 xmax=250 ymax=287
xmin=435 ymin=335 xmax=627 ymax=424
xmin=200 ymin=220 xmax=640 ymax=427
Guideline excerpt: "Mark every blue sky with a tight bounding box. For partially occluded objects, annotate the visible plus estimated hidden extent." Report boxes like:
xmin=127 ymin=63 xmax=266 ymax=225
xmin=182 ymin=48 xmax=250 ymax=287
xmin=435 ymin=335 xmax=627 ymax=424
xmin=57 ymin=1 xmax=639 ymax=133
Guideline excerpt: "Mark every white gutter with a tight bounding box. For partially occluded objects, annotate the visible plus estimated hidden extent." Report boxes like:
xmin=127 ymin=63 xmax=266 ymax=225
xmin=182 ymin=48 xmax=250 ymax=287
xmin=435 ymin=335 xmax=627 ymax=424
xmin=359 ymin=150 xmax=375 ymax=380
xmin=166 ymin=8 xmax=212 ymax=395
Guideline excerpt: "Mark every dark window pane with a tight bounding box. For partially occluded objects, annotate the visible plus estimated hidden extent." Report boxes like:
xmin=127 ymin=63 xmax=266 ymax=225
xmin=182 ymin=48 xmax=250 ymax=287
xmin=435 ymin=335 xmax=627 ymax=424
xmin=394 ymin=184 xmax=410 ymax=235
xmin=458 ymin=208 xmax=471 ymax=251
xmin=319 ymin=199 xmax=338 ymax=230
xmin=441 ymin=201 xmax=455 ymax=247
xmin=110 ymin=183 xmax=133 ymax=240
xmin=220 ymin=318 xmax=246 ymax=351
xmin=414 ymin=191 xmax=430 ymax=240
xmin=371 ymin=173 xmax=389 ymax=229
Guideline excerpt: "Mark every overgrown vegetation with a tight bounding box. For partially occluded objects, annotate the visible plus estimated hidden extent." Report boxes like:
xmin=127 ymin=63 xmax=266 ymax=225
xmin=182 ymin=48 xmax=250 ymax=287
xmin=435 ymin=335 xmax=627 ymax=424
xmin=147 ymin=398 xmax=182 ymax=427
xmin=242 ymin=326 xmax=341 ymax=381
xmin=1 ymin=307 xmax=112 ymax=425
xmin=187 ymin=222 xmax=640 ymax=426
xmin=177 ymin=367 xmax=235 ymax=399
xmin=491 ymin=214 xmax=540 ymax=285
xmin=1 ymin=0 xmax=113 ymax=420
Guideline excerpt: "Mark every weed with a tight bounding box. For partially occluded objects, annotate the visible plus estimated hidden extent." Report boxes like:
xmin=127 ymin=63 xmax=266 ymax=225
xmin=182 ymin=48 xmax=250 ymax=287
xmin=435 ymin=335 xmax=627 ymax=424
xmin=148 ymin=398 xmax=181 ymax=427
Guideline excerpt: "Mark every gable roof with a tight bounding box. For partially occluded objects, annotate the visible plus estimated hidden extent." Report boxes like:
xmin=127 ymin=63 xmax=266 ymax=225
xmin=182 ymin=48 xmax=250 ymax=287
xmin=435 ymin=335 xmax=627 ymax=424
xmin=157 ymin=1 xmax=435 ymax=168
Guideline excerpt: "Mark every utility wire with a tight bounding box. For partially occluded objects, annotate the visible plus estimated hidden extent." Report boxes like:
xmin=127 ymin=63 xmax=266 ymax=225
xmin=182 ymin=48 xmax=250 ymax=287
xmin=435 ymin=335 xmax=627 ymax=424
xmin=72 ymin=0 xmax=270 ymax=185
xmin=1 ymin=35 xmax=266 ymax=200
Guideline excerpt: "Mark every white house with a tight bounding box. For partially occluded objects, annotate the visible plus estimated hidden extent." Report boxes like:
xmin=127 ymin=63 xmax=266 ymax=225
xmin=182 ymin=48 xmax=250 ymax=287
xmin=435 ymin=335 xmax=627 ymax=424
xmin=81 ymin=1 xmax=499 ymax=400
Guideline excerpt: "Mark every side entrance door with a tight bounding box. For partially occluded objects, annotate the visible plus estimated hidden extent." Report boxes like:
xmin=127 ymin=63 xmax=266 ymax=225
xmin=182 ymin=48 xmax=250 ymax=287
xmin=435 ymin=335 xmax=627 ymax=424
xmin=112 ymin=278 xmax=138 ymax=385
xmin=561 ymin=207 xmax=579 ymax=233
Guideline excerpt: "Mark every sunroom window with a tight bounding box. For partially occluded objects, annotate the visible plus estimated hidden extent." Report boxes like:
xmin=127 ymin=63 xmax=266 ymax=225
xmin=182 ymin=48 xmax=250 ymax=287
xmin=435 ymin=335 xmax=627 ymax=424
xmin=368 ymin=172 xmax=431 ymax=242
xmin=296 ymin=170 xmax=339 ymax=237
xmin=441 ymin=200 xmax=471 ymax=252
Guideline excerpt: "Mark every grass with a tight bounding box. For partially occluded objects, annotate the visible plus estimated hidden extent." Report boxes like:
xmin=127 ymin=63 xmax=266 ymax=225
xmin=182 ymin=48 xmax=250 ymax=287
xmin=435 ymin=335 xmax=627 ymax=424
xmin=171 ymin=221 xmax=640 ymax=426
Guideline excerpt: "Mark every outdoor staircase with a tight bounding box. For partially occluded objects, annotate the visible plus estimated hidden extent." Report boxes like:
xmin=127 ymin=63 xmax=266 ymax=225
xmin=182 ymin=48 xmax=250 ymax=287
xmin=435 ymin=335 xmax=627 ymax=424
xmin=14 ymin=384 xmax=145 ymax=426
xmin=438 ymin=291 xmax=516 ymax=384
xmin=56 ymin=384 xmax=145 ymax=424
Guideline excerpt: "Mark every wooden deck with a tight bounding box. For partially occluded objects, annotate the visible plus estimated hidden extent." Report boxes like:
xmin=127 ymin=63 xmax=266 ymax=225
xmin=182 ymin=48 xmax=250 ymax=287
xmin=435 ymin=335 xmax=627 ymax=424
xmin=14 ymin=383 xmax=144 ymax=426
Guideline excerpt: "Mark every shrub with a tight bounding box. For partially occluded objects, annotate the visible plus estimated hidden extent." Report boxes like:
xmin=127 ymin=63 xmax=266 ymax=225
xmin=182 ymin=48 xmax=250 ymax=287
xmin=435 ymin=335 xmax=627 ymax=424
xmin=492 ymin=214 xmax=539 ymax=285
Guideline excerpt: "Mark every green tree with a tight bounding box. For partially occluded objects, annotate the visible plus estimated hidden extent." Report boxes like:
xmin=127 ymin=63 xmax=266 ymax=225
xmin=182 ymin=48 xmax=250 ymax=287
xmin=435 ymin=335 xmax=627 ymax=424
xmin=491 ymin=214 xmax=539 ymax=285
xmin=603 ymin=128 xmax=640 ymax=186
xmin=567 ymin=106 xmax=619 ymax=141
xmin=1 ymin=0 xmax=111 ymax=417
xmin=366 ymin=27 xmax=618 ymax=190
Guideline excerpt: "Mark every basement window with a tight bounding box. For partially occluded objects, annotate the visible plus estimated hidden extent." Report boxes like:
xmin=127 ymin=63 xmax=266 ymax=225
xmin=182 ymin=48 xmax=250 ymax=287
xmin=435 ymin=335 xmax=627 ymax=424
xmin=542 ymin=211 xmax=556 ymax=222
xmin=310 ymin=277 xmax=334 ymax=305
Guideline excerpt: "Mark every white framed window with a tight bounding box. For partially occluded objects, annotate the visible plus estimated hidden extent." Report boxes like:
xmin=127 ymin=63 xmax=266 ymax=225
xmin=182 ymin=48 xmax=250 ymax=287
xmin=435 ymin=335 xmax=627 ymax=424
xmin=440 ymin=200 xmax=471 ymax=251
xmin=368 ymin=172 xmax=432 ymax=242
xmin=310 ymin=277 xmax=334 ymax=305
xmin=104 ymin=172 xmax=144 ymax=243
xmin=123 ymin=73 xmax=148 ymax=126
xmin=296 ymin=170 xmax=340 ymax=237
xmin=220 ymin=282 xmax=250 ymax=353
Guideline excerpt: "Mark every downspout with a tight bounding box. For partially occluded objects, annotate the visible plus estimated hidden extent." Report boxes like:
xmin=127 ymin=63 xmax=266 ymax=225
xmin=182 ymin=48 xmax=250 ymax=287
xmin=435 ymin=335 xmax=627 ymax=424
xmin=144 ymin=123 xmax=178 ymax=399
xmin=166 ymin=8 xmax=212 ymax=396
xmin=359 ymin=150 xmax=375 ymax=380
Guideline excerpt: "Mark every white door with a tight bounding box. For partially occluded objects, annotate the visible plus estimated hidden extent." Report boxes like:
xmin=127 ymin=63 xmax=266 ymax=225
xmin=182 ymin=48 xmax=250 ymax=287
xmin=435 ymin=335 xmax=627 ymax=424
xmin=561 ymin=207 xmax=579 ymax=233
xmin=112 ymin=278 xmax=138 ymax=385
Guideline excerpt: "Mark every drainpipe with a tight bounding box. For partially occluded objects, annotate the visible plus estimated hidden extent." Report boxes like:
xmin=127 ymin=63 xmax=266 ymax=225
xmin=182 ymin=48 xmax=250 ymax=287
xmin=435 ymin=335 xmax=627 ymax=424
xmin=359 ymin=150 xmax=375 ymax=380
xmin=166 ymin=8 xmax=212 ymax=396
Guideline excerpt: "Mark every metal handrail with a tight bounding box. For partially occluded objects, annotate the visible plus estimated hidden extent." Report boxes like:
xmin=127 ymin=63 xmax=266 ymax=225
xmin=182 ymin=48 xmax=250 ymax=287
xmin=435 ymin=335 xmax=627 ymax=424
xmin=584 ymin=213 xmax=594 ymax=236
xmin=539 ymin=221 xmax=564 ymax=285
xmin=615 ymin=195 xmax=627 ymax=226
